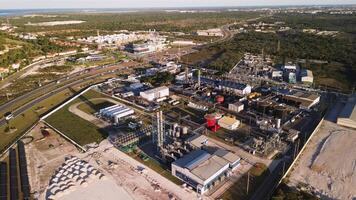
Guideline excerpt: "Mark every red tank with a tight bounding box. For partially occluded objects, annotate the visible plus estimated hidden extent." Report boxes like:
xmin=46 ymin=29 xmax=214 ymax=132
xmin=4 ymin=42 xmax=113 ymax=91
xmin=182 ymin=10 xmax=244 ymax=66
xmin=215 ymin=95 xmax=224 ymax=104
xmin=205 ymin=114 xmax=216 ymax=127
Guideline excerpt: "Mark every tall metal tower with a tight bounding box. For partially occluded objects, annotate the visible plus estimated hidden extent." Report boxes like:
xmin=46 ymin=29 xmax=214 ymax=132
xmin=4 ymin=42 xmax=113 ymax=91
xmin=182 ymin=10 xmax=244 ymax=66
xmin=277 ymin=40 xmax=281 ymax=52
xmin=197 ymin=69 xmax=201 ymax=87
xmin=153 ymin=110 xmax=164 ymax=151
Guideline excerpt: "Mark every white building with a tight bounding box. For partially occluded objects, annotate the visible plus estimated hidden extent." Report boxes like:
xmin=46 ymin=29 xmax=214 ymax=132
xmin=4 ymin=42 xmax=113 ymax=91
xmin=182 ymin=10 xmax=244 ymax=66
xmin=218 ymin=116 xmax=240 ymax=130
xmin=175 ymin=71 xmax=193 ymax=82
xmin=218 ymin=80 xmax=252 ymax=95
xmin=140 ymin=86 xmax=169 ymax=102
xmin=99 ymin=105 xmax=134 ymax=123
xmin=171 ymin=149 xmax=240 ymax=194
xmin=301 ymin=69 xmax=314 ymax=84
xmin=283 ymin=64 xmax=297 ymax=71
xmin=272 ymin=70 xmax=283 ymax=79
xmin=228 ymin=102 xmax=244 ymax=113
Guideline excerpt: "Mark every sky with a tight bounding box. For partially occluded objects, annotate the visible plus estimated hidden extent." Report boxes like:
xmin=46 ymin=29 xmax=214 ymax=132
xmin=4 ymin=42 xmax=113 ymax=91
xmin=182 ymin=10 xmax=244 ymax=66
xmin=1 ymin=0 xmax=356 ymax=9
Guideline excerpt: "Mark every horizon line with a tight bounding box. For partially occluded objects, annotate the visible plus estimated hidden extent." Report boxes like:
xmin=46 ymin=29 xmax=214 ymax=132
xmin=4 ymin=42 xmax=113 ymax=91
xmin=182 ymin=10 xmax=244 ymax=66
xmin=1 ymin=3 xmax=356 ymax=10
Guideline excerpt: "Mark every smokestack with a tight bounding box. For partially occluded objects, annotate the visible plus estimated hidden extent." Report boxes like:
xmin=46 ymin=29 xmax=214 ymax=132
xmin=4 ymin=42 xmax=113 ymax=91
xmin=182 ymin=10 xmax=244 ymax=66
xmin=197 ymin=69 xmax=201 ymax=87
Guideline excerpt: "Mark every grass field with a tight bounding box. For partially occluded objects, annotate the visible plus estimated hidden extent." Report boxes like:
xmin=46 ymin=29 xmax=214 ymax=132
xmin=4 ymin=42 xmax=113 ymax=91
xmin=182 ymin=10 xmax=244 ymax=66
xmin=77 ymin=99 xmax=114 ymax=114
xmin=220 ymin=163 xmax=270 ymax=200
xmin=0 ymin=74 xmax=116 ymax=154
xmin=45 ymin=89 xmax=113 ymax=146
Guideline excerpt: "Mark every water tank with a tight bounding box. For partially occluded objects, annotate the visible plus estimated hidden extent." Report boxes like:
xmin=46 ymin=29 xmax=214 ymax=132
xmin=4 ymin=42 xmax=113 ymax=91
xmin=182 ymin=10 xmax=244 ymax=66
xmin=215 ymin=95 xmax=224 ymax=104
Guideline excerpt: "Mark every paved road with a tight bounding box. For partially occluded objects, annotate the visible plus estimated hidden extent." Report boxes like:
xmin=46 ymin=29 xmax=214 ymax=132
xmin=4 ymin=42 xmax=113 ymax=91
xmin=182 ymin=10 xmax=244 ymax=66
xmin=0 ymin=62 xmax=135 ymax=127
xmin=0 ymin=52 xmax=83 ymax=89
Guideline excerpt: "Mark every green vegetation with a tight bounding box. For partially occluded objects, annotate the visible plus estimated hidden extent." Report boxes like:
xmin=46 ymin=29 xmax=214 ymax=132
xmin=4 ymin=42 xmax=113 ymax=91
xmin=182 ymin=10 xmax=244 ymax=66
xmin=221 ymin=163 xmax=270 ymax=200
xmin=0 ymin=88 xmax=76 ymax=153
xmin=183 ymin=30 xmax=355 ymax=92
xmin=0 ymin=34 xmax=72 ymax=68
xmin=272 ymin=183 xmax=319 ymax=200
xmin=0 ymin=73 xmax=60 ymax=105
xmin=10 ymin=12 xmax=262 ymax=34
xmin=259 ymin=13 xmax=356 ymax=34
xmin=45 ymin=90 xmax=110 ymax=145
xmin=77 ymin=99 xmax=114 ymax=114
xmin=141 ymin=71 xmax=175 ymax=86
xmin=38 ymin=65 xmax=73 ymax=73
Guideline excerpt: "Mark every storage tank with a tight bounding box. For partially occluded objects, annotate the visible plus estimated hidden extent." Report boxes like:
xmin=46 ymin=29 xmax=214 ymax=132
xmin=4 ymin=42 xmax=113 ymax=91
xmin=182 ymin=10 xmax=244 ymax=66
xmin=205 ymin=114 xmax=216 ymax=127
xmin=215 ymin=95 xmax=224 ymax=104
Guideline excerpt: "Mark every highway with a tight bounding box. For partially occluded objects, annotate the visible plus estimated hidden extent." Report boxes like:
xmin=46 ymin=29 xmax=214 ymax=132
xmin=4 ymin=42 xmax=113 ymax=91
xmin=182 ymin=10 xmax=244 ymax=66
xmin=0 ymin=51 xmax=84 ymax=89
xmin=0 ymin=61 xmax=136 ymax=127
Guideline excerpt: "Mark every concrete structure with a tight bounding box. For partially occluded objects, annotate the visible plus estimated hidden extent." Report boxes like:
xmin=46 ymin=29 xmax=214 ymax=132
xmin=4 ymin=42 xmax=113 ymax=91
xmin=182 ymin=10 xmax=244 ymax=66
xmin=99 ymin=105 xmax=134 ymax=123
xmin=301 ymin=69 xmax=314 ymax=84
xmin=228 ymin=102 xmax=244 ymax=113
xmin=218 ymin=116 xmax=240 ymax=130
xmin=196 ymin=29 xmax=223 ymax=37
xmin=337 ymin=94 xmax=356 ymax=129
xmin=272 ymin=70 xmax=283 ymax=79
xmin=140 ymin=86 xmax=169 ymax=102
xmin=171 ymin=149 xmax=240 ymax=194
xmin=282 ymin=91 xmax=320 ymax=109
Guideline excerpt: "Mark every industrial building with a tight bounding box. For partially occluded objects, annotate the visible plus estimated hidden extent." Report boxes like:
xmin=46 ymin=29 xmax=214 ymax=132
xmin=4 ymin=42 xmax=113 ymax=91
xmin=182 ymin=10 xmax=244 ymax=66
xmin=171 ymin=148 xmax=240 ymax=194
xmin=282 ymin=91 xmax=320 ymax=109
xmin=196 ymin=77 xmax=252 ymax=95
xmin=219 ymin=80 xmax=252 ymax=95
xmin=300 ymin=69 xmax=314 ymax=84
xmin=337 ymin=94 xmax=356 ymax=129
xmin=228 ymin=102 xmax=244 ymax=113
xmin=140 ymin=86 xmax=169 ymax=102
xmin=271 ymin=70 xmax=283 ymax=80
xmin=99 ymin=105 xmax=134 ymax=123
xmin=218 ymin=116 xmax=241 ymax=130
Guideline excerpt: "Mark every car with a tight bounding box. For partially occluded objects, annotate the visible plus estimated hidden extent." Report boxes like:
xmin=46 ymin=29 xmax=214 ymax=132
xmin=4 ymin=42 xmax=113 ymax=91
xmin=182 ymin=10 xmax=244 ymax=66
xmin=4 ymin=112 xmax=13 ymax=120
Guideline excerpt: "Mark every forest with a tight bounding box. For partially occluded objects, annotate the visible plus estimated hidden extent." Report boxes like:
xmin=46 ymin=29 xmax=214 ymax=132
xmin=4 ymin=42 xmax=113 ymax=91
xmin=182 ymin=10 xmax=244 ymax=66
xmin=182 ymin=13 xmax=356 ymax=92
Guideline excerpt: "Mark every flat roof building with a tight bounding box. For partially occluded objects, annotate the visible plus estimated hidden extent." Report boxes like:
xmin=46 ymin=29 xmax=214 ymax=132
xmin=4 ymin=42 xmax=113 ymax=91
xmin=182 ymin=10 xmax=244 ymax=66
xmin=301 ymin=69 xmax=314 ymax=84
xmin=228 ymin=102 xmax=244 ymax=113
xmin=171 ymin=148 xmax=240 ymax=194
xmin=218 ymin=116 xmax=240 ymax=130
xmin=337 ymin=94 xmax=356 ymax=129
xmin=140 ymin=86 xmax=169 ymax=102
xmin=282 ymin=91 xmax=320 ymax=109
